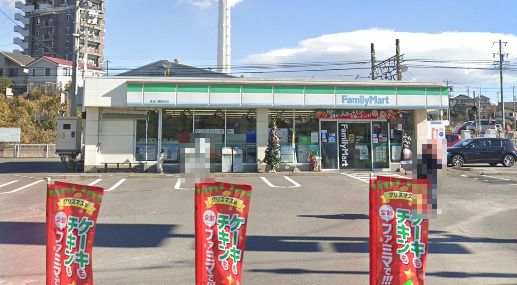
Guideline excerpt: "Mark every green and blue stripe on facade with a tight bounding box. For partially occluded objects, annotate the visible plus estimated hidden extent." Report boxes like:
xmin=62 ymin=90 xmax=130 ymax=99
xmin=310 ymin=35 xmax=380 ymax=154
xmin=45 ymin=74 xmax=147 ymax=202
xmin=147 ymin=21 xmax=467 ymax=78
xmin=126 ymin=83 xmax=449 ymax=109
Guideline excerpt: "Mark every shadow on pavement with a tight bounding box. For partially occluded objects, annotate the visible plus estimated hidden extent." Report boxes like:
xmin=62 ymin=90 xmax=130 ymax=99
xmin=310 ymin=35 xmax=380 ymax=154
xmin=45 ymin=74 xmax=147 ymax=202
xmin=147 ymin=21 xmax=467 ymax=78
xmin=297 ymin=213 xmax=369 ymax=220
xmin=1 ymin=222 xmax=508 ymax=255
xmin=0 ymin=160 xmax=66 ymax=173
xmin=248 ymin=269 xmax=517 ymax=279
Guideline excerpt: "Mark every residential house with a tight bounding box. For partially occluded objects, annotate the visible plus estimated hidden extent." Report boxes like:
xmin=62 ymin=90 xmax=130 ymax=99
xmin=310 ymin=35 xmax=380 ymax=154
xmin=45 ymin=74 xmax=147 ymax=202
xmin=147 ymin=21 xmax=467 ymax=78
xmin=450 ymin=94 xmax=491 ymax=119
xmin=0 ymin=51 xmax=35 ymax=95
xmin=116 ymin=59 xmax=235 ymax=78
xmin=496 ymin=101 xmax=517 ymax=127
xmin=27 ymin=56 xmax=103 ymax=95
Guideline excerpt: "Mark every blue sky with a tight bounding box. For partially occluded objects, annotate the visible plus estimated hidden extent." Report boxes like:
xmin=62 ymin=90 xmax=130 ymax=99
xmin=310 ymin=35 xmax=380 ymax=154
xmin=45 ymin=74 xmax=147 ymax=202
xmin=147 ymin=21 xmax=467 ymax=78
xmin=1 ymin=0 xmax=517 ymax=102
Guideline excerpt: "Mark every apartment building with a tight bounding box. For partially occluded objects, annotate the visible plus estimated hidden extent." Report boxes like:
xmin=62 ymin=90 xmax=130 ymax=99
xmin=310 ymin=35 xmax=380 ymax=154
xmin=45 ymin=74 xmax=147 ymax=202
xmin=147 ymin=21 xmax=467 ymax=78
xmin=13 ymin=0 xmax=105 ymax=69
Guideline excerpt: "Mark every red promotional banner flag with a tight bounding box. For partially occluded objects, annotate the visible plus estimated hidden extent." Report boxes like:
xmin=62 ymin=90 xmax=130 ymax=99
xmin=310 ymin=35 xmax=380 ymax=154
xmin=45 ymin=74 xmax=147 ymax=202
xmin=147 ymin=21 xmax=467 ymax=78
xmin=369 ymin=176 xmax=429 ymax=285
xmin=195 ymin=181 xmax=252 ymax=285
xmin=46 ymin=181 xmax=104 ymax=285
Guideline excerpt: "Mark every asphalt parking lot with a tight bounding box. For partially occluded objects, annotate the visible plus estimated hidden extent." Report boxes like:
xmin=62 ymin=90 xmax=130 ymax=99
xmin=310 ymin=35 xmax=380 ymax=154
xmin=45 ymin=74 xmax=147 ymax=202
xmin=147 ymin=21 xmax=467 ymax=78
xmin=0 ymin=161 xmax=516 ymax=285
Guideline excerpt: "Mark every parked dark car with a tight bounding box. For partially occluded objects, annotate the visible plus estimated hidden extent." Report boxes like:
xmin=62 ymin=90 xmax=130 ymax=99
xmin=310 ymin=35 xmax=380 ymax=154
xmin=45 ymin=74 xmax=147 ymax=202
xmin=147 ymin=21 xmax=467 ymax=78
xmin=445 ymin=134 xmax=461 ymax=147
xmin=447 ymin=138 xmax=517 ymax=167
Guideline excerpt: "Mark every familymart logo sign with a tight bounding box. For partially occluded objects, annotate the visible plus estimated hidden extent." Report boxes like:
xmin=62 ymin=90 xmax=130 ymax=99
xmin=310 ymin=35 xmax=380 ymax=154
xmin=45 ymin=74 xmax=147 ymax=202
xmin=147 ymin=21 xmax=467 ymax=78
xmin=340 ymin=95 xmax=392 ymax=107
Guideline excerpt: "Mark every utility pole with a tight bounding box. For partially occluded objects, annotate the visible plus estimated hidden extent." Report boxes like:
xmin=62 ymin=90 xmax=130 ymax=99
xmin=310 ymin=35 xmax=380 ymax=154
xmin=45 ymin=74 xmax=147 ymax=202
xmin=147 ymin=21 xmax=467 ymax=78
xmin=512 ymin=86 xmax=517 ymax=130
xmin=105 ymin=59 xmax=110 ymax=76
xmin=70 ymin=1 xmax=81 ymax=117
xmin=83 ymin=25 xmax=89 ymax=79
xmin=371 ymin=39 xmax=403 ymax=80
xmin=494 ymin=39 xmax=508 ymax=130
xmin=396 ymin=39 xmax=401 ymax=81
xmin=443 ymin=80 xmax=454 ymax=121
xmin=370 ymin=43 xmax=375 ymax=80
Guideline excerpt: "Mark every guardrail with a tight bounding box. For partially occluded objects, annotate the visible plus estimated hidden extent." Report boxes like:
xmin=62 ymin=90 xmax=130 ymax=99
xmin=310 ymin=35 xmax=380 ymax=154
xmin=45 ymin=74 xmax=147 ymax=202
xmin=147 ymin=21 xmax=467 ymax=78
xmin=0 ymin=144 xmax=59 ymax=158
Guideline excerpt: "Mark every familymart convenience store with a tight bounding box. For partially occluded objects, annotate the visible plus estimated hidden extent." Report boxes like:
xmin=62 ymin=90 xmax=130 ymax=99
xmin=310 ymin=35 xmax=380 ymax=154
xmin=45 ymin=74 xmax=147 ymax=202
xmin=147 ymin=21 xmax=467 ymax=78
xmin=82 ymin=77 xmax=448 ymax=173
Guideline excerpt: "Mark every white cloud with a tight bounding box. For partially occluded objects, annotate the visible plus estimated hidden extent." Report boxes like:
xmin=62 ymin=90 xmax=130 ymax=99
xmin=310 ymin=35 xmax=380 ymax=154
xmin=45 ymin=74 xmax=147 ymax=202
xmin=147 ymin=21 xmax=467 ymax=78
xmin=178 ymin=0 xmax=243 ymax=9
xmin=0 ymin=0 xmax=15 ymax=9
xmin=242 ymin=29 xmax=517 ymax=91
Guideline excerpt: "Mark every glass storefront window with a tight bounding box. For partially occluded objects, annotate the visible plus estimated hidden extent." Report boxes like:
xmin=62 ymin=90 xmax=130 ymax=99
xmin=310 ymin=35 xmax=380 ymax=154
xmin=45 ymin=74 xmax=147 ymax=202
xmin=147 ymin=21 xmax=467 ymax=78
xmin=389 ymin=111 xmax=414 ymax=162
xmin=162 ymin=109 xmax=193 ymax=162
xmin=194 ymin=109 xmax=226 ymax=165
xmin=226 ymin=110 xmax=257 ymax=164
xmin=320 ymin=120 xmax=337 ymax=169
xmin=269 ymin=110 xmax=294 ymax=163
xmin=294 ymin=111 xmax=319 ymax=163
xmin=372 ymin=121 xmax=389 ymax=169
xmin=135 ymin=111 xmax=158 ymax=161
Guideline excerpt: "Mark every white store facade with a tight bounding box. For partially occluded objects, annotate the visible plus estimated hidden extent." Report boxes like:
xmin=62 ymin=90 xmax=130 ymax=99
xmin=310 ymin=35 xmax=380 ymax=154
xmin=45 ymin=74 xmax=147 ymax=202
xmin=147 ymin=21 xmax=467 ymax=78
xmin=82 ymin=77 xmax=449 ymax=173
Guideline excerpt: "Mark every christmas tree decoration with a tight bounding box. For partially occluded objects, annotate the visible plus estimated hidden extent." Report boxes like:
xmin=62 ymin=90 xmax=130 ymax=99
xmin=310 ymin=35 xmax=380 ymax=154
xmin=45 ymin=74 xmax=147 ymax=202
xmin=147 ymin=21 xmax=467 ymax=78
xmin=264 ymin=119 xmax=281 ymax=172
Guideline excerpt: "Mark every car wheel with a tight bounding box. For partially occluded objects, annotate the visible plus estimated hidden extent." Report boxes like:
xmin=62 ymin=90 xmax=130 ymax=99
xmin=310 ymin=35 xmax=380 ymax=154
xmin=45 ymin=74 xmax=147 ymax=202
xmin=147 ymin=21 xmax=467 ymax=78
xmin=502 ymin=155 xmax=515 ymax=167
xmin=489 ymin=163 xmax=498 ymax=166
xmin=452 ymin=154 xmax=464 ymax=167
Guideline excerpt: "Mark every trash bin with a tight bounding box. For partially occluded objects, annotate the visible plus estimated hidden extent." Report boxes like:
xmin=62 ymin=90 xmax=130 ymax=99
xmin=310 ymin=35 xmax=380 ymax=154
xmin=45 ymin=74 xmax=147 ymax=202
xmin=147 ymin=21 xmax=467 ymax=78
xmin=222 ymin=147 xmax=243 ymax=173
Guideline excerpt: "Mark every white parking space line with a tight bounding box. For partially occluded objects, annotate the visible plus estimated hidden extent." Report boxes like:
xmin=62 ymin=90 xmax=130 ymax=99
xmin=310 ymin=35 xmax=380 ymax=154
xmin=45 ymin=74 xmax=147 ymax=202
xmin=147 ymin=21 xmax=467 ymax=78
xmin=341 ymin=173 xmax=371 ymax=184
xmin=174 ymin=178 xmax=193 ymax=191
xmin=460 ymin=174 xmax=468 ymax=177
xmin=284 ymin=176 xmax=301 ymax=188
xmin=0 ymin=180 xmax=18 ymax=188
xmin=260 ymin=176 xmax=301 ymax=188
xmin=105 ymin=178 xmax=126 ymax=192
xmin=88 ymin=179 xmax=102 ymax=186
xmin=341 ymin=172 xmax=407 ymax=184
xmin=0 ymin=180 xmax=44 ymax=195
xmin=482 ymin=175 xmax=510 ymax=181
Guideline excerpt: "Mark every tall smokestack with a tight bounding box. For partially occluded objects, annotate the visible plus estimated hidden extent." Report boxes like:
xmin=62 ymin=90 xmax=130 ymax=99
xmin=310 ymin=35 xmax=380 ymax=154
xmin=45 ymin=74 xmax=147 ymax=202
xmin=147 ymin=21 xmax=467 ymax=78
xmin=217 ymin=0 xmax=231 ymax=74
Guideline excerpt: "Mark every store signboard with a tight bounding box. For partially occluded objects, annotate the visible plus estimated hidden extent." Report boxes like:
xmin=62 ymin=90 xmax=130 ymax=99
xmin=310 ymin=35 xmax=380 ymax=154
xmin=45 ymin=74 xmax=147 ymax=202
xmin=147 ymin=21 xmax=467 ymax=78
xmin=338 ymin=123 xmax=350 ymax=168
xmin=316 ymin=110 xmax=400 ymax=120
xmin=124 ymin=83 xmax=448 ymax=109
xmin=337 ymin=94 xmax=397 ymax=108
xmin=0 ymin=128 xmax=21 ymax=143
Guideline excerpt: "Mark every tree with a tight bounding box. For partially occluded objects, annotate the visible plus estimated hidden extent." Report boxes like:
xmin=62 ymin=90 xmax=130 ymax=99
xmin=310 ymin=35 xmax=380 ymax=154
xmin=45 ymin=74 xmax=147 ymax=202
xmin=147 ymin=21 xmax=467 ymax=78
xmin=0 ymin=77 xmax=14 ymax=95
xmin=0 ymin=94 xmax=60 ymax=143
xmin=264 ymin=119 xmax=281 ymax=172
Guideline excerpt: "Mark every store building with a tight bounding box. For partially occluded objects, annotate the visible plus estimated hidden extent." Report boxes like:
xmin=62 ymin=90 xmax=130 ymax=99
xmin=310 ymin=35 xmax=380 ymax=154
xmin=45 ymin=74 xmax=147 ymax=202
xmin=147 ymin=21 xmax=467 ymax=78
xmin=82 ymin=77 xmax=449 ymax=172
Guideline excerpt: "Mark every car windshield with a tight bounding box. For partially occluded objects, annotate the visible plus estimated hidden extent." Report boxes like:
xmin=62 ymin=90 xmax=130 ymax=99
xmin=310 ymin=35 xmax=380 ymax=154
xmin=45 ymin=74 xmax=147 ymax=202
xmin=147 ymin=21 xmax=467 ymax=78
xmin=453 ymin=139 xmax=473 ymax=147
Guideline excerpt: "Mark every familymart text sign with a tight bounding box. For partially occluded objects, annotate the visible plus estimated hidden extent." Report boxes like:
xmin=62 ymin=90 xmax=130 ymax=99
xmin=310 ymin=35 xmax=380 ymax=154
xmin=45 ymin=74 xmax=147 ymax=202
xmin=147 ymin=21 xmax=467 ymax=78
xmin=339 ymin=95 xmax=396 ymax=108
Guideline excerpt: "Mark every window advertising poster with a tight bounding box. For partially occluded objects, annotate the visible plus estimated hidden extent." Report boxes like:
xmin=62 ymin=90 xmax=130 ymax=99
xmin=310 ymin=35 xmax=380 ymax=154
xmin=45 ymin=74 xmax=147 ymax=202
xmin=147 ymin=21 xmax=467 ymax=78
xmin=46 ymin=181 xmax=104 ymax=285
xmin=321 ymin=130 xmax=328 ymax=143
xmin=369 ymin=176 xmax=429 ymax=285
xmin=278 ymin=128 xmax=289 ymax=144
xmin=195 ymin=181 xmax=253 ymax=285
xmin=311 ymin=131 xmax=319 ymax=143
xmin=280 ymin=145 xmax=296 ymax=162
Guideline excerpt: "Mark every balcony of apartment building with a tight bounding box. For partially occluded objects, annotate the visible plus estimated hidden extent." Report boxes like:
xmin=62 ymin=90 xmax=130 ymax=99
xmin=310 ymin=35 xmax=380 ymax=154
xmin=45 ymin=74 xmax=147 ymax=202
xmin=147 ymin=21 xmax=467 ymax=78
xmin=14 ymin=25 xmax=29 ymax=37
xmin=38 ymin=19 xmax=55 ymax=28
xmin=84 ymin=47 xmax=102 ymax=57
xmin=14 ymin=13 xmax=29 ymax=25
xmin=13 ymin=37 xmax=29 ymax=50
xmin=15 ymin=1 xmax=33 ymax=13
xmin=86 ymin=34 xmax=103 ymax=44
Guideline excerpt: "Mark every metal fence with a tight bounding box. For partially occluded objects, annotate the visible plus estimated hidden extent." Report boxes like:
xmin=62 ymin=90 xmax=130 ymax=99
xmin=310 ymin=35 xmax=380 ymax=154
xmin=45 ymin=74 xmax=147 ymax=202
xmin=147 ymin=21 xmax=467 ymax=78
xmin=0 ymin=144 xmax=59 ymax=158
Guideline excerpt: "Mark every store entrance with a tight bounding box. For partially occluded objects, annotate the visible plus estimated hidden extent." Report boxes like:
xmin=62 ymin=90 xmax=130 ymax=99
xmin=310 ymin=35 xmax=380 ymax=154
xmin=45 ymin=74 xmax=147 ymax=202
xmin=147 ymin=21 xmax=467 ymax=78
xmin=320 ymin=120 xmax=389 ymax=170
